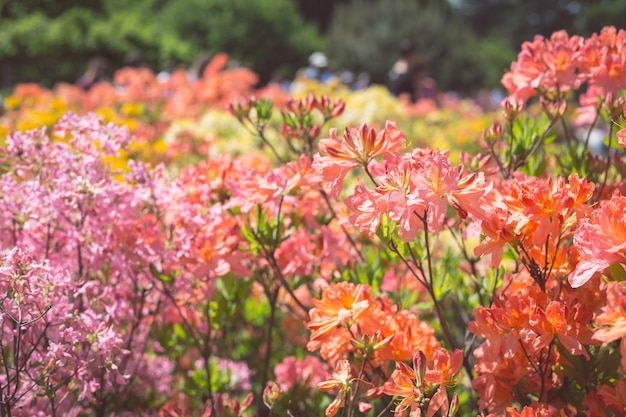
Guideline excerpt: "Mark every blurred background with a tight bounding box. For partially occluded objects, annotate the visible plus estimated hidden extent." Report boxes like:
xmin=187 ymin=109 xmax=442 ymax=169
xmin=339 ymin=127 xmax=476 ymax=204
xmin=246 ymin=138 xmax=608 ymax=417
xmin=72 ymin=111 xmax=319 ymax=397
xmin=1 ymin=0 xmax=626 ymax=94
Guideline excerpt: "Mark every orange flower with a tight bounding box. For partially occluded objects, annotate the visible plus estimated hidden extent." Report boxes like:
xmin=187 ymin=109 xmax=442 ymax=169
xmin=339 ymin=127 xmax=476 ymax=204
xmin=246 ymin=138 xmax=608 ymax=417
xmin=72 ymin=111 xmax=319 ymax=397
xmin=569 ymin=191 xmax=626 ymax=288
xmin=318 ymin=360 xmax=352 ymax=417
xmin=594 ymin=282 xmax=626 ymax=371
xmin=506 ymin=403 xmax=567 ymax=417
xmin=473 ymin=207 xmax=517 ymax=268
xmin=503 ymin=174 xmax=592 ymax=249
xmin=306 ymin=282 xmax=378 ymax=343
xmin=317 ymin=359 xmax=352 ymax=392
xmin=383 ymin=359 xmax=423 ymax=416
xmin=319 ymin=121 xmax=405 ymax=166
xmin=377 ymin=310 xmax=440 ymax=362
xmin=595 ymin=282 xmax=626 ymax=343
xmin=596 ymin=380 xmax=626 ymax=416
xmin=384 ymin=349 xmax=462 ymax=417
xmin=424 ymin=348 xmax=463 ymax=387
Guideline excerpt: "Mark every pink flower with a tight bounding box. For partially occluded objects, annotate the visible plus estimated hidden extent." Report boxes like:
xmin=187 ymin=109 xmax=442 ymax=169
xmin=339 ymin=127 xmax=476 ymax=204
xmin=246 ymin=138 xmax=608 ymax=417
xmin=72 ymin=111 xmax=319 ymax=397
xmin=274 ymin=355 xmax=329 ymax=391
xmin=318 ymin=121 xmax=405 ymax=166
xmin=580 ymin=26 xmax=626 ymax=95
xmin=618 ymin=127 xmax=626 ymax=148
xmin=374 ymin=149 xmax=463 ymax=241
xmin=473 ymin=207 xmax=516 ymax=268
xmin=318 ymin=360 xmax=352 ymax=417
xmin=225 ymin=165 xmax=292 ymax=214
xmin=274 ymin=228 xmax=315 ymax=277
xmin=342 ymin=179 xmax=387 ymax=237
xmin=502 ymin=30 xmax=584 ymax=104
xmin=315 ymin=122 xmax=405 ymax=199
xmin=593 ymin=282 xmax=626 ymax=371
xmin=569 ymin=191 xmax=626 ymax=288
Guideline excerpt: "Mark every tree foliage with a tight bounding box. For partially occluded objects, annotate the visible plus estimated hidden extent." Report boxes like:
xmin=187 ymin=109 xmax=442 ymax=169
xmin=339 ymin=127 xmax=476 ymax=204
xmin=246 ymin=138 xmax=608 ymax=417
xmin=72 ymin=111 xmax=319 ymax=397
xmin=0 ymin=0 xmax=322 ymax=87
xmin=159 ymin=0 xmax=323 ymax=85
xmin=455 ymin=0 xmax=626 ymax=44
xmin=325 ymin=0 xmax=490 ymax=93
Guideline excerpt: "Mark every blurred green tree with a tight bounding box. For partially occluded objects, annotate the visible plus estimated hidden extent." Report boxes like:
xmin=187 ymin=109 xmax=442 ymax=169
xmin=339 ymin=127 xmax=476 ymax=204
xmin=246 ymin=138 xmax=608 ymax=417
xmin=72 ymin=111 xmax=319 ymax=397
xmin=450 ymin=0 xmax=626 ymax=88
xmin=325 ymin=0 xmax=490 ymax=94
xmin=452 ymin=0 xmax=626 ymax=46
xmin=0 ymin=0 xmax=322 ymax=87
xmin=159 ymin=0 xmax=323 ymax=84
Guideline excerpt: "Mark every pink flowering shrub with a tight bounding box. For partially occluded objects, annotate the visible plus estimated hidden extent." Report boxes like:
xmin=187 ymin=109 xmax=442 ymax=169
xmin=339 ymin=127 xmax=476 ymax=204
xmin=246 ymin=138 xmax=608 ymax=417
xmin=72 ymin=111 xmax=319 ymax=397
xmin=0 ymin=113 xmax=175 ymax=415
xmin=0 ymin=247 xmax=73 ymax=414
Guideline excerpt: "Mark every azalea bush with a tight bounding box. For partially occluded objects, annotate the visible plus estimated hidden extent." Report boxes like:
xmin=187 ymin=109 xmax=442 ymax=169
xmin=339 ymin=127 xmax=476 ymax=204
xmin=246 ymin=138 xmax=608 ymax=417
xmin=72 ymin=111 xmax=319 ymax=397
xmin=0 ymin=55 xmax=492 ymax=169
xmin=0 ymin=53 xmax=287 ymax=167
xmin=0 ymin=25 xmax=626 ymax=417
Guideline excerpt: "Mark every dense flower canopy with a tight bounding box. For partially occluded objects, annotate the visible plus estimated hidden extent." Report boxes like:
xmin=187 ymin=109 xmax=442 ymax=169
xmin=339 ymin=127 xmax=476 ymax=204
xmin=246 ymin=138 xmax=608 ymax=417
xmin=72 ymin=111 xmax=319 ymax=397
xmin=1 ymin=25 xmax=626 ymax=417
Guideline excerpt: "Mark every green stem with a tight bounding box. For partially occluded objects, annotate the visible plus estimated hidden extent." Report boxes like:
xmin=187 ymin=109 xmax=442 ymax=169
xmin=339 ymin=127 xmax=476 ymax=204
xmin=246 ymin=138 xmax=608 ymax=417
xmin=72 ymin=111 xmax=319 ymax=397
xmin=420 ymin=212 xmax=474 ymax=383
xmin=595 ymin=120 xmax=615 ymax=201
xmin=259 ymin=287 xmax=279 ymax=414
xmin=348 ymin=358 xmax=368 ymax=417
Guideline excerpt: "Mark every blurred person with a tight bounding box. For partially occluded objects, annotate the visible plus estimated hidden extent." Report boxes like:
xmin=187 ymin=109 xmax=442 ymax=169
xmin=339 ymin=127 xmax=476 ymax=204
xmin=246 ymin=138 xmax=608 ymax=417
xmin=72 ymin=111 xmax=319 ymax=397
xmin=306 ymin=51 xmax=327 ymax=80
xmin=306 ymin=51 xmax=336 ymax=82
xmin=188 ymin=52 xmax=213 ymax=82
xmin=268 ymin=69 xmax=291 ymax=91
xmin=339 ymin=70 xmax=355 ymax=88
xmin=157 ymin=60 xmax=176 ymax=83
xmin=289 ymin=67 xmax=310 ymax=94
xmin=387 ymin=40 xmax=437 ymax=104
xmin=352 ymin=72 xmax=370 ymax=90
xmin=124 ymin=51 xmax=147 ymax=69
xmin=411 ymin=58 xmax=438 ymax=103
xmin=387 ymin=40 xmax=418 ymax=98
xmin=76 ymin=56 xmax=110 ymax=91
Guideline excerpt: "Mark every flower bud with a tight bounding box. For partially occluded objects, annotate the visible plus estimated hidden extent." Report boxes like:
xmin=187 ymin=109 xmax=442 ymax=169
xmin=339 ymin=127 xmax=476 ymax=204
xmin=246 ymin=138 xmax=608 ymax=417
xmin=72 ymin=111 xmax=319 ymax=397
xmin=263 ymin=382 xmax=282 ymax=410
xmin=605 ymin=93 xmax=626 ymax=120
xmin=308 ymin=124 xmax=321 ymax=139
xmin=319 ymin=96 xmax=345 ymax=119
xmin=358 ymin=402 xmax=372 ymax=413
xmin=502 ymin=98 xmax=523 ymax=122
xmin=330 ymin=100 xmax=345 ymax=118
xmin=447 ymin=393 xmax=460 ymax=417
xmin=540 ymin=97 xmax=567 ymax=121
xmin=254 ymin=98 xmax=274 ymax=121
xmin=413 ymin=350 xmax=427 ymax=389
xmin=228 ymin=96 xmax=255 ymax=121
xmin=350 ymin=328 xmax=393 ymax=357
xmin=303 ymin=94 xmax=318 ymax=114
xmin=483 ymin=122 xmax=503 ymax=145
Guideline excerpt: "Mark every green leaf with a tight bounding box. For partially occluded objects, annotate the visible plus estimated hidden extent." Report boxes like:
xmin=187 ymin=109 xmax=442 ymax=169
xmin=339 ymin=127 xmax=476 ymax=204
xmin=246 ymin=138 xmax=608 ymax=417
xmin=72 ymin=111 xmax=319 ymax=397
xmin=608 ymin=263 xmax=626 ymax=282
xmin=149 ymin=262 xmax=174 ymax=284
xmin=173 ymin=323 xmax=188 ymax=342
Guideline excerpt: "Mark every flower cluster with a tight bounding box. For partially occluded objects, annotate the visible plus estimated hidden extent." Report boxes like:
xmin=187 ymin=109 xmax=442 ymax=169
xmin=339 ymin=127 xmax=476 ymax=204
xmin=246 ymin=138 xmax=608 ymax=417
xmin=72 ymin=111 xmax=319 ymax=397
xmin=0 ymin=113 xmax=176 ymax=415
xmin=504 ymin=27 xmax=626 ymax=97
xmin=1 ymin=53 xmax=286 ymax=166
xmin=305 ymin=281 xmax=463 ymax=416
xmin=2 ymin=24 xmax=626 ymax=417
xmin=502 ymin=26 xmax=626 ymax=123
